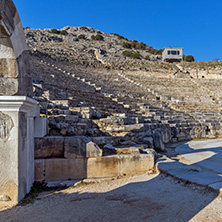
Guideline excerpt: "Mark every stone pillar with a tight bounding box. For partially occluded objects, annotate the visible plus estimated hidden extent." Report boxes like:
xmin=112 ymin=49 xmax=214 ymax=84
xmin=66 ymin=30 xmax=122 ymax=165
xmin=0 ymin=97 xmax=37 ymax=202
xmin=0 ymin=1 xmax=37 ymax=203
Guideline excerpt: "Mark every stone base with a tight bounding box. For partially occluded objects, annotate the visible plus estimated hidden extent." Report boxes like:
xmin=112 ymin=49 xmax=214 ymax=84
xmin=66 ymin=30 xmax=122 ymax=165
xmin=35 ymin=153 xmax=155 ymax=181
xmin=0 ymin=96 xmax=37 ymax=203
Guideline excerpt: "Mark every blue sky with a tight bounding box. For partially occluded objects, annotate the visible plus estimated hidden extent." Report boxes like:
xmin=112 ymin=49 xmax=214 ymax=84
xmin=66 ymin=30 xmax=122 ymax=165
xmin=14 ymin=0 xmax=222 ymax=61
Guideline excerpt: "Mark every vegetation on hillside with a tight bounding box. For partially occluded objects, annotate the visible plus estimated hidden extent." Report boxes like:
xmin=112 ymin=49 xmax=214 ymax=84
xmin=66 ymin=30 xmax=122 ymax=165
xmin=91 ymin=34 xmax=104 ymax=41
xmin=49 ymin=29 xmax=68 ymax=35
xmin=185 ymin=55 xmax=195 ymax=62
xmin=122 ymin=50 xmax=141 ymax=59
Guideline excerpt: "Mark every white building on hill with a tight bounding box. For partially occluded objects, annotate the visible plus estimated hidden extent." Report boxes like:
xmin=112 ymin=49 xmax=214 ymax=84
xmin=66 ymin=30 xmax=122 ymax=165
xmin=162 ymin=47 xmax=183 ymax=63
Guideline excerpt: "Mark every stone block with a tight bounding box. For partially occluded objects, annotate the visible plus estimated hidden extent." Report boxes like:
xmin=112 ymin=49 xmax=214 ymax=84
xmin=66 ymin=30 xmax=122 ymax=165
xmin=35 ymin=159 xmax=45 ymax=182
xmin=34 ymin=117 xmax=48 ymax=138
xmin=64 ymin=136 xmax=102 ymax=158
xmin=142 ymin=137 xmax=154 ymax=148
xmin=35 ymin=137 xmax=64 ymax=159
xmin=87 ymin=156 xmax=119 ymax=179
xmin=119 ymin=153 xmax=155 ymax=176
xmin=44 ymin=158 xmax=87 ymax=181
xmin=0 ymin=97 xmax=37 ymax=203
xmin=153 ymin=132 xmax=165 ymax=151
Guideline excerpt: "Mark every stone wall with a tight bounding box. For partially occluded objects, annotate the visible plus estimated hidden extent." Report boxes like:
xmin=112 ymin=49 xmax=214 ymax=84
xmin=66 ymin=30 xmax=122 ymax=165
xmin=34 ymin=136 xmax=156 ymax=181
xmin=0 ymin=0 xmax=32 ymax=97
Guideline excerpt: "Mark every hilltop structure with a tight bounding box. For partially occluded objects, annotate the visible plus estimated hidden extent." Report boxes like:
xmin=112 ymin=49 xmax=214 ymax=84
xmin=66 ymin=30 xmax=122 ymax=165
xmin=162 ymin=47 xmax=183 ymax=63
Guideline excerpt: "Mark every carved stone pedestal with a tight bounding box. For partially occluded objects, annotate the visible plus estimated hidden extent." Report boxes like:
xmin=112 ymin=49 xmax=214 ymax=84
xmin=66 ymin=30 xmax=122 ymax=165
xmin=0 ymin=96 xmax=37 ymax=203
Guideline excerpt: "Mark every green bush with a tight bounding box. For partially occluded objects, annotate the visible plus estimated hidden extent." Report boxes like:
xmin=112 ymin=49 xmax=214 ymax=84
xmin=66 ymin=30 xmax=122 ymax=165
xmin=49 ymin=29 xmax=68 ymax=35
xmin=130 ymin=41 xmax=147 ymax=50
xmin=60 ymin=30 xmax=68 ymax=35
xmin=78 ymin=34 xmax=86 ymax=39
xmin=145 ymin=55 xmax=150 ymax=60
xmin=146 ymin=47 xmax=163 ymax=55
xmin=185 ymin=55 xmax=195 ymax=62
xmin=112 ymin=33 xmax=128 ymax=40
xmin=122 ymin=50 xmax=140 ymax=59
xmin=80 ymin=26 xmax=88 ymax=30
xmin=122 ymin=42 xmax=132 ymax=49
xmin=50 ymin=29 xmax=60 ymax=34
xmin=91 ymin=34 xmax=104 ymax=41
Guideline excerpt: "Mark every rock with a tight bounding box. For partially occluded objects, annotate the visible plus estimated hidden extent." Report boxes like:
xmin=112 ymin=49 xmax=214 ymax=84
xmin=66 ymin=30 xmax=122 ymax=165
xmin=152 ymin=132 xmax=165 ymax=152
xmin=115 ymin=146 xmax=140 ymax=155
xmin=120 ymin=140 xmax=137 ymax=146
xmin=35 ymin=137 xmax=64 ymax=159
xmin=60 ymin=128 xmax=67 ymax=136
xmin=103 ymin=144 xmax=116 ymax=155
xmin=86 ymin=128 xmax=100 ymax=136
xmin=142 ymin=137 xmax=154 ymax=148
xmin=104 ymin=144 xmax=115 ymax=150
xmin=89 ymin=136 xmax=113 ymax=145
xmin=64 ymin=136 xmax=102 ymax=158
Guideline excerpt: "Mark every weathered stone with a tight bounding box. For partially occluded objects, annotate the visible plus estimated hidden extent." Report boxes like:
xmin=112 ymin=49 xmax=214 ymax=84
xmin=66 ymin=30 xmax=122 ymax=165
xmin=0 ymin=97 xmax=37 ymax=203
xmin=89 ymin=136 xmax=113 ymax=145
xmin=142 ymin=137 xmax=154 ymax=148
xmin=34 ymin=137 xmax=64 ymax=159
xmin=0 ymin=111 xmax=14 ymax=141
xmin=34 ymin=159 xmax=45 ymax=182
xmin=44 ymin=158 xmax=87 ymax=181
xmin=64 ymin=136 xmax=102 ymax=158
xmin=34 ymin=117 xmax=47 ymax=138
xmin=0 ymin=2 xmax=32 ymax=97
xmin=87 ymin=156 xmax=119 ymax=179
xmin=119 ymin=153 xmax=155 ymax=176
xmin=153 ymin=132 xmax=165 ymax=151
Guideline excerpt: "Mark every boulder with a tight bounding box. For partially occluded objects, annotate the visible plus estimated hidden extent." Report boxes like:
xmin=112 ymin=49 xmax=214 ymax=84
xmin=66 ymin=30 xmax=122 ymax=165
xmin=142 ymin=137 xmax=154 ymax=148
xmin=152 ymin=132 xmax=165 ymax=152
xmin=35 ymin=137 xmax=64 ymax=159
xmin=64 ymin=136 xmax=102 ymax=158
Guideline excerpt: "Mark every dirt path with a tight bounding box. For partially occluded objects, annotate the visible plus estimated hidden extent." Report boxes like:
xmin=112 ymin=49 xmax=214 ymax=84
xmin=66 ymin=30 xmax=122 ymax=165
xmin=0 ymin=173 xmax=222 ymax=222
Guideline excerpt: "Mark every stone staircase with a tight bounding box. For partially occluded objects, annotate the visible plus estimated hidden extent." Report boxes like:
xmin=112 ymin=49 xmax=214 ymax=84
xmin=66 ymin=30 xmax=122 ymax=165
xmin=30 ymin=56 xmax=221 ymax=151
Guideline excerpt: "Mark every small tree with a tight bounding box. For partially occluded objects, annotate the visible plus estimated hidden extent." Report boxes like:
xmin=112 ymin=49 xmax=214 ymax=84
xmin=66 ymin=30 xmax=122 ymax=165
xmin=91 ymin=34 xmax=104 ymax=41
xmin=122 ymin=42 xmax=132 ymax=49
xmin=185 ymin=55 xmax=195 ymax=62
xmin=122 ymin=50 xmax=140 ymax=59
xmin=78 ymin=34 xmax=86 ymax=40
xmin=50 ymin=29 xmax=60 ymax=34
xmin=145 ymin=55 xmax=150 ymax=60
xmin=60 ymin=30 xmax=68 ymax=35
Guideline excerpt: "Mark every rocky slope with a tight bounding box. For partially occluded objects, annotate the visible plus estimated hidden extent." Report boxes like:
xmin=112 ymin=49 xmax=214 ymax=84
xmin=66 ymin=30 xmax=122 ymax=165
xmin=25 ymin=26 xmax=176 ymax=74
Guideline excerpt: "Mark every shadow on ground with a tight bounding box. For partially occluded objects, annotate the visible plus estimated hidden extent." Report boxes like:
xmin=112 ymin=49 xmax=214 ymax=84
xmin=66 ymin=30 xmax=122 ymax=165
xmin=0 ymin=172 xmax=220 ymax=222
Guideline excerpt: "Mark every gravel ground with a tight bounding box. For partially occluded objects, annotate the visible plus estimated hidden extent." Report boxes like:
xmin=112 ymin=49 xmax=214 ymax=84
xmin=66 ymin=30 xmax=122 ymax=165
xmin=0 ymin=173 xmax=222 ymax=222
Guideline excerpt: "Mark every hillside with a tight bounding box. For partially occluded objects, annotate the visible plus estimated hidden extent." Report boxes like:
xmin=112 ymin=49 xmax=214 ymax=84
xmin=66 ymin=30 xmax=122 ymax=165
xmin=25 ymin=26 xmax=222 ymax=143
xmin=25 ymin=26 xmax=176 ymax=74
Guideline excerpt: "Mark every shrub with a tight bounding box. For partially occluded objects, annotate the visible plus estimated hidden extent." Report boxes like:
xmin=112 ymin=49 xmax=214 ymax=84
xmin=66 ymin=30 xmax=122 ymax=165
xmin=130 ymin=41 xmax=147 ymax=50
xmin=80 ymin=26 xmax=88 ymax=30
xmin=146 ymin=47 xmax=163 ymax=55
xmin=139 ymin=42 xmax=147 ymax=50
xmin=49 ymin=29 xmax=68 ymax=35
xmin=122 ymin=50 xmax=140 ymax=59
xmin=145 ymin=55 xmax=150 ymax=60
xmin=91 ymin=34 xmax=104 ymax=41
xmin=60 ymin=30 xmax=68 ymax=35
xmin=112 ymin=33 xmax=125 ymax=40
xmin=185 ymin=55 xmax=195 ymax=62
xmin=50 ymin=29 xmax=60 ymax=34
xmin=78 ymin=34 xmax=86 ymax=39
xmin=122 ymin=42 xmax=132 ymax=49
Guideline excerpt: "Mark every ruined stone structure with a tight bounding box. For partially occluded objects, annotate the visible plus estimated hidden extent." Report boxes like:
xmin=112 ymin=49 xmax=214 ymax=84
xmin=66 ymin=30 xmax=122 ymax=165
xmin=0 ymin=0 xmax=37 ymax=203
